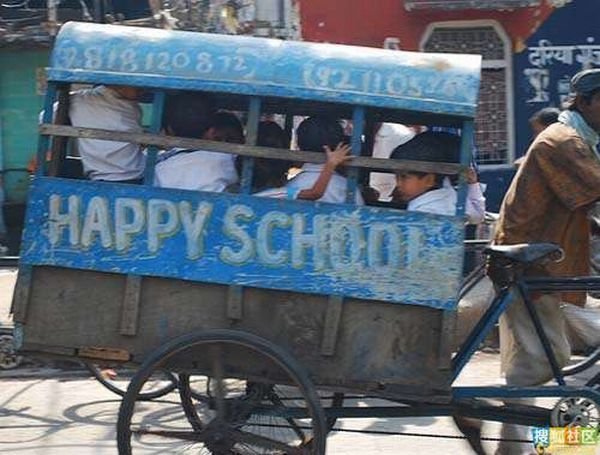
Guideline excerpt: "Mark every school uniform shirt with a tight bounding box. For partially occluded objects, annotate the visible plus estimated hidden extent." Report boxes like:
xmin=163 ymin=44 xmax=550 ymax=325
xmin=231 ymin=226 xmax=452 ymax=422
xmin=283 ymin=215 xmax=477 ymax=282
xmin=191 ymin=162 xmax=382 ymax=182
xmin=284 ymin=163 xmax=364 ymax=205
xmin=68 ymin=86 xmax=144 ymax=181
xmin=407 ymin=186 xmax=456 ymax=216
xmin=369 ymin=123 xmax=416 ymax=201
xmin=408 ymin=182 xmax=486 ymax=222
xmin=254 ymin=187 xmax=302 ymax=199
xmin=154 ymin=148 xmax=238 ymax=192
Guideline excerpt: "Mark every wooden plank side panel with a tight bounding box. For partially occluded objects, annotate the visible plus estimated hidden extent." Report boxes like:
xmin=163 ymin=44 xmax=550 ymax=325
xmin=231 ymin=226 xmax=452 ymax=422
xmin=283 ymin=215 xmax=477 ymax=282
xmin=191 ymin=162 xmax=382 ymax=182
xmin=19 ymin=267 xmax=450 ymax=396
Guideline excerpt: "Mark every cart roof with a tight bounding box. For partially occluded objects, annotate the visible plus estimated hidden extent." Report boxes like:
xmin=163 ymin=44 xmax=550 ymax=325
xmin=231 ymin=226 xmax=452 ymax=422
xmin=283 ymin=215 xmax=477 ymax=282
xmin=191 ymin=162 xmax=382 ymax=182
xmin=49 ymin=22 xmax=481 ymax=118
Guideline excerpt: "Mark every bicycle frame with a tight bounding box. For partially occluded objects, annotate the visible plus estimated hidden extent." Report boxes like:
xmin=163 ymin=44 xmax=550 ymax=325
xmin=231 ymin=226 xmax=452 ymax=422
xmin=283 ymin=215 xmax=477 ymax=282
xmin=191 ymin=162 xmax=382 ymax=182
xmin=452 ymin=273 xmax=600 ymax=406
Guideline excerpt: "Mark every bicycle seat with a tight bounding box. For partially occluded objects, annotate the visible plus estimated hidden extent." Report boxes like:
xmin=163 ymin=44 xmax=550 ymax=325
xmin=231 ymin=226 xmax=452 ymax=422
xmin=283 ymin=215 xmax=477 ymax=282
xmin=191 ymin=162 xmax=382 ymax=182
xmin=484 ymin=243 xmax=563 ymax=264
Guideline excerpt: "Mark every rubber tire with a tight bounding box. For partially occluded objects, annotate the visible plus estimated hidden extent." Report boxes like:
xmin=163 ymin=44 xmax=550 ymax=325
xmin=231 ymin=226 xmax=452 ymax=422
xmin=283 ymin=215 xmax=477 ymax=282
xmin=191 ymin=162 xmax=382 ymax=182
xmin=84 ymin=361 xmax=178 ymax=400
xmin=117 ymin=329 xmax=327 ymax=454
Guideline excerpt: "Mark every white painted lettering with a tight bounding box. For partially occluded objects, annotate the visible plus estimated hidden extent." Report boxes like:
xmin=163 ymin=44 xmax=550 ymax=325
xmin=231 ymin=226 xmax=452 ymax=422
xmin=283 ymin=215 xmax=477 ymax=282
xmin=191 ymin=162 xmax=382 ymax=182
xmin=115 ymin=198 xmax=145 ymax=252
xmin=179 ymin=201 xmax=213 ymax=260
xmin=329 ymin=219 xmax=365 ymax=271
xmin=256 ymin=211 xmax=291 ymax=266
xmin=367 ymin=223 xmax=402 ymax=270
xmin=48 ymin=194 xmax=81 ymax=247
xmin=220 ymin=205 xmax=255 ymax=264
xmin=147 ymin=199 xmax=178 ymax=253
xmin=81 ymin=196 xmax=112 ymax=248
xmin=291 ymin=214 xmax=328 ymax=269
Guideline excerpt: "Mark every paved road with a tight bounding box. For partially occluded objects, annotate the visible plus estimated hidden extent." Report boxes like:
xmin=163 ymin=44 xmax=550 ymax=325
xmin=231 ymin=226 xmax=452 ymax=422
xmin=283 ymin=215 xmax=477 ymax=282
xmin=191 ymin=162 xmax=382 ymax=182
xmin=0 ymin=356 xmax=507 ymax=454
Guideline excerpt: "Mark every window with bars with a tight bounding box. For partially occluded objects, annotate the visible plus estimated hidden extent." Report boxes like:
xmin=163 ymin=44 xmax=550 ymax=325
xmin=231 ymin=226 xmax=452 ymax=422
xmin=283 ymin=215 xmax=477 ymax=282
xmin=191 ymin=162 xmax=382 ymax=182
xmin=424 ymin=26 xmax=511 ymax=165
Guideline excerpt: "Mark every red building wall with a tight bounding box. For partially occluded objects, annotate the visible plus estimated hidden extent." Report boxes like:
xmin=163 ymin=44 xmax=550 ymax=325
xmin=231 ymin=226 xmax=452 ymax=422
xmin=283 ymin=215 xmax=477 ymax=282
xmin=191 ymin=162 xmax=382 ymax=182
xmin=298 ymin=1 xmax=556 ymax=52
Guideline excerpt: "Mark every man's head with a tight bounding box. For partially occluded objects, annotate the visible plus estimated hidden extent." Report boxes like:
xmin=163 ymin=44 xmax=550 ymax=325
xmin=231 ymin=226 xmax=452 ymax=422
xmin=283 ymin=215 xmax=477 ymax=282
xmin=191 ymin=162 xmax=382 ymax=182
xmin=390 ymin=132 xmax=448 ymax=203
xmin=568 ymin=68 xmax=600 ymax=133
xmin=203 ymin=111 xmax=245 ymax=144
xmin=296 ymin=116 xmax=345 ymax=153
xmin=163 ymin=92 xmax=215 ymax=138
xmin=529 ymin=107 xmax=560 ymax=137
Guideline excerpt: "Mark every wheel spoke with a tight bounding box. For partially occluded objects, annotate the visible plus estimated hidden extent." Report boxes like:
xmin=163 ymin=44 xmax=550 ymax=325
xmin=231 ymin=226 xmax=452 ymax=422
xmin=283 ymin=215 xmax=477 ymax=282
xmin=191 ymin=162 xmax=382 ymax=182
xmin=133 ymin=428 xmax=207 ymax=442
xmin=267 ymin=389 xmax=307 ymax=442
xmin=229 ymin=428 xmax=306 ymax=454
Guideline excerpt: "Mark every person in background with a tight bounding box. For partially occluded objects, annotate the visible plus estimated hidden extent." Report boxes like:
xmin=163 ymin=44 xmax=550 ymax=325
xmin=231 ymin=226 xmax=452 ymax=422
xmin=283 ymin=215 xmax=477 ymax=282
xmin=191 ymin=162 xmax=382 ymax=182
xmin=529 ymin=106 xmax=560 ymax=137
xmin=68 ymin=85 xmax=146 ymax=183
xmin=285 ymin=116 xmax=364 ymax=204
xmin=490 ymin=68 xmax=600 ymax=454
xmin=155 ymin=96 xmax=242 ymax=191
xmin=369 ymin=122 xmax=417 ymax=201
xmin=513 ymin=107 xmax=561 ymax=168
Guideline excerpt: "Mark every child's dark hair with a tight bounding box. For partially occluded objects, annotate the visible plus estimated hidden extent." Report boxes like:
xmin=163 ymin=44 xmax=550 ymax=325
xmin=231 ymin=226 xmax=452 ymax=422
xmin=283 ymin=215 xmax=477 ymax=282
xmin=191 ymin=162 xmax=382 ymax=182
xmin=391 ymin=131 xmax=453 ymax=188
xmin=208 ymin=111 xmax=245 ymax=143
xmin=529 ymin=107 xmax=560 ymax=127
xmin=257 ymin=121 xmax=290 ymax=149
xmin=244 ymin=121 xmax=291 ymax=191
xmin=296 ymin=116 xmax=344 ymax=153
xmin=162 ymin=91 xmax=215 ymax=138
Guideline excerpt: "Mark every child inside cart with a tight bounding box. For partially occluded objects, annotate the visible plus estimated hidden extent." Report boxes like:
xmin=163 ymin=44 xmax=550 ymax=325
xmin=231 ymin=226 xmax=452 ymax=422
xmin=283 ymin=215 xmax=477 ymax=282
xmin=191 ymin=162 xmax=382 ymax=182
xmin=253 ymin=120 xmax=353 ymax=201
xmin=275 ymin=116 xmax=363 ymax=204
xmin=155 ymin=106 xmax=243 ymax=192
xmin=390 ymin=131 xmax=486 ymax=222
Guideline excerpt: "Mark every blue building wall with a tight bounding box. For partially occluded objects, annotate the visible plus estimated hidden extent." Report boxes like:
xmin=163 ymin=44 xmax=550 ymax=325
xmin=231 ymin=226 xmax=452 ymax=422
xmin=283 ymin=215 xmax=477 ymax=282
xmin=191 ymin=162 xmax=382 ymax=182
xmin=514 ymin=0 xmax=599 ymax=157
xmin=481 ymin=0 xmax=598 ymax=212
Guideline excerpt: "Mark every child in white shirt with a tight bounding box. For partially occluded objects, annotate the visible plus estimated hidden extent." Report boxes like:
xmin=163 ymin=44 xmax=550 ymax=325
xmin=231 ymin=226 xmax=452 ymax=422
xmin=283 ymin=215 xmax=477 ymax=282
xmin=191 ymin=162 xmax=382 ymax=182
xmin=252 ymin=121 xmax=352 ymax=200
xmin=155 ymin=99 xmax=242 ymax=192
xmin=68 ymin=85 xmax=145 ymax=183
xmin=390 ymin=132 xmax=486 ymax=222
xmin=284 ymin=116 xmax=363 ymax=204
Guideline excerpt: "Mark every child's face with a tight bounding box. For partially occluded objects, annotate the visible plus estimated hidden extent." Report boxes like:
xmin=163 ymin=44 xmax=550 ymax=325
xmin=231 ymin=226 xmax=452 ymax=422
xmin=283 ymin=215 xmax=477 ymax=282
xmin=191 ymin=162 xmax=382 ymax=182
xmin=394 ymin=172 xmax=436 ymax=202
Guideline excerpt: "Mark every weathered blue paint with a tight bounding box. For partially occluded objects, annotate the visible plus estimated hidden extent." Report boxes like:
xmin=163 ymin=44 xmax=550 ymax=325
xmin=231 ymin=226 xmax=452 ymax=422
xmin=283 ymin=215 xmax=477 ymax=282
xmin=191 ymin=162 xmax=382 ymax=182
xmin=20 ymin=178 xmax=464 ymax=310
xmin=49 ymin=22 xmax=481 ymax=118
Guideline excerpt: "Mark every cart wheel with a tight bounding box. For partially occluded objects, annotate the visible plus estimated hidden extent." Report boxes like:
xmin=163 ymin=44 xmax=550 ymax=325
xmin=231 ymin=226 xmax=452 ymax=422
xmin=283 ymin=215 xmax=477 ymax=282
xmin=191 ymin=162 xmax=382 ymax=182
xmin=117 ymin=329 xmax=327 ymax=454
xmin=84 ymin=361 xmax=178 ymax=400
xmin=0 ymin=333 xmax=23 ymax=370
xmin=550 ymin=396 xmax=600 ymax=428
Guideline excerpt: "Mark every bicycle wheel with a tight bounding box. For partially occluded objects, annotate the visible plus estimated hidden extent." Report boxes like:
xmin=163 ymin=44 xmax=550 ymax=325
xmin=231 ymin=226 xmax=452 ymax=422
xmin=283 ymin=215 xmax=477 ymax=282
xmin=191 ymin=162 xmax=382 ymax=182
xmin=85 ymin=361 xmax=178 ymax=400
xmin=117 ymin=329 xmax=326 ymax=454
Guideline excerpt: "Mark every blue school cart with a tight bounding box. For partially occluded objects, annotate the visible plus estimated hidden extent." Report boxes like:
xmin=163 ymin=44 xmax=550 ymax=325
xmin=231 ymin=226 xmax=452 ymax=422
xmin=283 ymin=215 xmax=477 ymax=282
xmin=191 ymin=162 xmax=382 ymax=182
xmin=11 ymin=22 xmax=600 ymax=454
